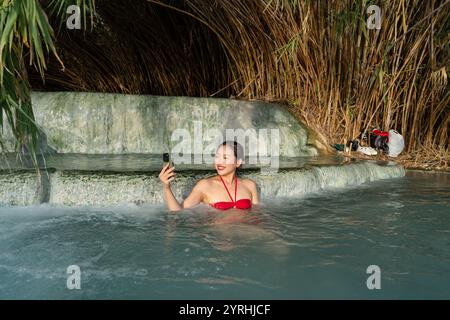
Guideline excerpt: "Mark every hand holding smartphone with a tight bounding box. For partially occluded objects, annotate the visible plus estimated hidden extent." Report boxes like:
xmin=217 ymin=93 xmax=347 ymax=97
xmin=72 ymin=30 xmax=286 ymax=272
xmin=159 ymin=153 xmax=175 ymax=186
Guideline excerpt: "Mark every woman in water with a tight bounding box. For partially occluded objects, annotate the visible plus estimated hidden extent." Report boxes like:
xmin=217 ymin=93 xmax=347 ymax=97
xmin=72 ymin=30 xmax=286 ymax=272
xmin=159 ymin=141 xmax=259 ymax=211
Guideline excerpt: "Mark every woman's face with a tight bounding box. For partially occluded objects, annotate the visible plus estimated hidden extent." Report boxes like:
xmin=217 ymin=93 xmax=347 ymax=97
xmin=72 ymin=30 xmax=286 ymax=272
xmin=214 ymin=145 xmax=242 ymax=176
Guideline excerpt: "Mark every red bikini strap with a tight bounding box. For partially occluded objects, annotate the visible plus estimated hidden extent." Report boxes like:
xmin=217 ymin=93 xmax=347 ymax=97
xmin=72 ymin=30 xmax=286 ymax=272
xmin=219 ymin=175 xmax=236 ymax=203
xmin=234 ymin=174 xmax=237 ymax=204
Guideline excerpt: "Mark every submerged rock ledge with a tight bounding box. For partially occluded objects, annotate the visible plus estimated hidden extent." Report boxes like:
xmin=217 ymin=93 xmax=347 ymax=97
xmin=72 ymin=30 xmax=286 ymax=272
xmin=0 ymin=161 xmax=405 ymax=207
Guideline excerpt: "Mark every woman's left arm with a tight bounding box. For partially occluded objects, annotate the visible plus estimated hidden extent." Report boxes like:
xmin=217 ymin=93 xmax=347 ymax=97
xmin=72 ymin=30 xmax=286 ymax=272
xmin=248 ymin=180 xmax=260 ymax=205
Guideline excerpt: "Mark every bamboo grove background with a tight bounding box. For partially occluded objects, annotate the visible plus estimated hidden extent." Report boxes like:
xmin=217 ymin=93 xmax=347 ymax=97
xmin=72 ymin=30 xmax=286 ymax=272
xmin=1 ymin=0 xmax=450 ymax=168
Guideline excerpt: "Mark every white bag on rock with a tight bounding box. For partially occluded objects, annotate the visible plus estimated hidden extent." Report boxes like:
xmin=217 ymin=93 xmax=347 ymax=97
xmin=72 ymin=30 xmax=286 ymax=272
xmin=387 ymin=130 xmax=404 ymax=157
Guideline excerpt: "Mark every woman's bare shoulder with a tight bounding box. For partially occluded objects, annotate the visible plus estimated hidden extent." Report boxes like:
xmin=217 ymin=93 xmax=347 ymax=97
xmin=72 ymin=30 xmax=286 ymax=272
xmin=240 ymin=178 xmax=257 ymax=188
xmin=195 ymin=176 xmax=216 ymax=189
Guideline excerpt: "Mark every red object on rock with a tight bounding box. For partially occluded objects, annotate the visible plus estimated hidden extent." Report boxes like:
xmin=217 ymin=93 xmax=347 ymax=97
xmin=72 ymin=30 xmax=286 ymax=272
xmin=372 ymin=129 xmax=389 ymax=142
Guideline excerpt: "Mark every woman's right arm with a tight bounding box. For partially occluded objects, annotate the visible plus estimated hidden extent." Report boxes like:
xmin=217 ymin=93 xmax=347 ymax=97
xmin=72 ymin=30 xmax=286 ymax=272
xmin=159 ymin=164 xmax=182 ymax=211
xmin=159 ymin=164 xmax=205 ymax=211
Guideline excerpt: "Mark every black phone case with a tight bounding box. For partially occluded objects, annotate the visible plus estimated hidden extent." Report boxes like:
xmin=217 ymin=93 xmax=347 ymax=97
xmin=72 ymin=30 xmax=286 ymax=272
xmin=163 ymin=153 xmax=170 ymax=163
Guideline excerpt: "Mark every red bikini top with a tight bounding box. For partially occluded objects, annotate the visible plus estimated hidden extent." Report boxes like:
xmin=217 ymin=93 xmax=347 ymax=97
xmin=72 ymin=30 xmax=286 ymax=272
xmin=210 ymin=175 xmax=252 ymax=210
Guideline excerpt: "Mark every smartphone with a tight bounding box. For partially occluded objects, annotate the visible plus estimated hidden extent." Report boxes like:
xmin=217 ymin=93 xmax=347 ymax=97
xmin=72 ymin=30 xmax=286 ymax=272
xmin=163 ymin=153 xmax=172 ymax=168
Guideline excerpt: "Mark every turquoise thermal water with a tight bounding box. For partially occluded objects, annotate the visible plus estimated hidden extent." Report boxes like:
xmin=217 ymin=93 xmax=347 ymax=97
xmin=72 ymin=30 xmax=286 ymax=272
xmin=0 ymin=170 xmax=448 ymax=299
